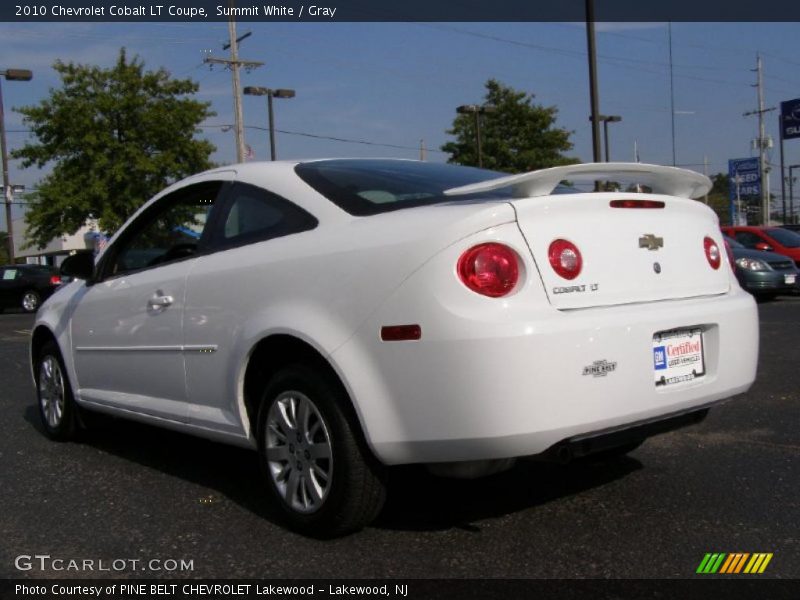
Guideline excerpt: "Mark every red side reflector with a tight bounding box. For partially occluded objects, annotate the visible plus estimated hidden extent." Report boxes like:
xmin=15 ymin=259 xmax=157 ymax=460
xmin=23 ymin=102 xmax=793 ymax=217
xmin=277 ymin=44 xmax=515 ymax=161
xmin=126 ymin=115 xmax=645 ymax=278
xmin=50 ymin=275 xmax=62 ymax=285
xmin=380 ymin=325 xmax=422 ymax=342
xmin=610 ymin=200 xmax=665 ymax=209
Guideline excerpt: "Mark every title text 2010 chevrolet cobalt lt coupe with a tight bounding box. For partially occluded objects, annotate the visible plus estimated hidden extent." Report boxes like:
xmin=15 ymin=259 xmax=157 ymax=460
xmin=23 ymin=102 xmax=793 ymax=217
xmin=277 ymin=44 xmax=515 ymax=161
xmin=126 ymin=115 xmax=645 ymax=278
xmin=32 ymin=160 xmax=758 ymax=535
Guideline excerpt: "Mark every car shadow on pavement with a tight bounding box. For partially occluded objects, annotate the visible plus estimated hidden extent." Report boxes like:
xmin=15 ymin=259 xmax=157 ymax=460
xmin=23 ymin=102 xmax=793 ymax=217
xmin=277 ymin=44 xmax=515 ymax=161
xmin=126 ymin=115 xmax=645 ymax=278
xmin=375 ymin=458 xmax=642 ymax=533
xmin=23 ymin=404 xmax=641 ymax=534
xmin=22 ymin=404 xmax=285 ymax=526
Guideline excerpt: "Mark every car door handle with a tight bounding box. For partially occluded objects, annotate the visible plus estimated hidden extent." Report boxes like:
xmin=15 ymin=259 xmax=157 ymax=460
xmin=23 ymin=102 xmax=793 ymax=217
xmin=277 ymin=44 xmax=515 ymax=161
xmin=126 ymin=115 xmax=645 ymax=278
xmin=147 ymin=293 xmax=174 ymax=309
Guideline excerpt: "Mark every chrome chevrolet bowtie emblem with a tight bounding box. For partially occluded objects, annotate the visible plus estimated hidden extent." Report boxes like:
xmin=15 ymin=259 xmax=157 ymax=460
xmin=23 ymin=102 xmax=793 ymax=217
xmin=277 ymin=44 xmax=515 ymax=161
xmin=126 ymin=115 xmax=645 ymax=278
xmin=639 ymin=234 xmax=664 ymax=251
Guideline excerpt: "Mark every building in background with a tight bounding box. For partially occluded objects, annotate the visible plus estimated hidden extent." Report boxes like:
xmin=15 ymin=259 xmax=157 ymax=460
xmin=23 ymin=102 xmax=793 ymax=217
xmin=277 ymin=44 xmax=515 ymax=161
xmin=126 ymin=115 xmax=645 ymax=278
xmin=12 ymin=216 xmax=99 ymax=266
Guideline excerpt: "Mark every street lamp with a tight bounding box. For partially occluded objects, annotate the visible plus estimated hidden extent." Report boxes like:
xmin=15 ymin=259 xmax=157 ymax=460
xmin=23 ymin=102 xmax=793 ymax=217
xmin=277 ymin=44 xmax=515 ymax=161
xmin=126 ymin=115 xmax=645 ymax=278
xmin=1 ymin=68 xmax=32 ymax=263
xmin=243 ymin=86 xmax=295 ymax=161
xmin=456 ymin=104 xmax=496 ymax=168
xmin=789 ymin=164 xmax=800 ymax=225
xmin=588 ymin=114 xmax=622 ymax=162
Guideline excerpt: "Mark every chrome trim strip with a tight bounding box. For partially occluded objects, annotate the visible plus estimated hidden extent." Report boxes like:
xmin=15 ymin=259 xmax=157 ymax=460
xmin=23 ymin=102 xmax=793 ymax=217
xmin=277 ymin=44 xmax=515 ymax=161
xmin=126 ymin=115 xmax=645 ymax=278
xmin=75 ymin=345 xmax=218 ymax=353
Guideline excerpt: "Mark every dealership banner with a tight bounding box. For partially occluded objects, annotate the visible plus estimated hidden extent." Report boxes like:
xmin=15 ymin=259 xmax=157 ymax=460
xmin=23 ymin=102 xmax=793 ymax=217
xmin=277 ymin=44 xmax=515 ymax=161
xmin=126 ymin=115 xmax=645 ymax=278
xmin=728 ymin=158 xmax=761 ymax=201
xmin=2 ymin=0 xmax=800 ymax=22
xmin=781 ymin=98 xmax=800 ymax=140
xmin=2 ymin=579 xmax=798 ymax=600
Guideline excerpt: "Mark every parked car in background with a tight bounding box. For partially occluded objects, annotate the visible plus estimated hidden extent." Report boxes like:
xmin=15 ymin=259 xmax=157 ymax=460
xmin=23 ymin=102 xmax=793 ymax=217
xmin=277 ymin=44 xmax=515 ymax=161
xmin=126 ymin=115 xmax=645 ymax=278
xmin=780 ymin=223 xmax=800 ymax=233
xmin=0 ymin=264 xmax=62 ymax=313
xmin=722 ymin=225 xmax=800 ymax=268
xmin=31 ymin=160 xmax=758 ymax=535
xmin=724 ymin=235 xmax=798 ymax=300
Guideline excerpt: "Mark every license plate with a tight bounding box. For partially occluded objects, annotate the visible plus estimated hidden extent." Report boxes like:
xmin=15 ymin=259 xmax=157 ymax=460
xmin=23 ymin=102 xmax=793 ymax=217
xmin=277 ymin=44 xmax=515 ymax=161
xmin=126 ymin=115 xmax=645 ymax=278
xmin=786 ymin=274 xmax=796 ymax=285
xmin=653 ymin=328 xmax=705 ymax=387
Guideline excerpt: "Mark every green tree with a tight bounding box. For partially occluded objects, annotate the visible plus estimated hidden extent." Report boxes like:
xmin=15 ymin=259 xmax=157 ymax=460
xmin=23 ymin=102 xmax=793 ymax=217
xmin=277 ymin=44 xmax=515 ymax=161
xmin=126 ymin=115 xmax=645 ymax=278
xmin=13 ymin=49 xmax=215 ymax=248
xmin=706 ymin=172 xmax=732 ymax=226
xmin=441 ymin=79 xmax=577 ymax=173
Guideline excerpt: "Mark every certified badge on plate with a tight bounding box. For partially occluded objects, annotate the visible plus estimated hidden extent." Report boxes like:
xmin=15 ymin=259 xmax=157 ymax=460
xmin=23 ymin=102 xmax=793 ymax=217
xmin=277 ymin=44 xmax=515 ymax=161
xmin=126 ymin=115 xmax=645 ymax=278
xmin=653 ymin=328 xmax=705 ymax=387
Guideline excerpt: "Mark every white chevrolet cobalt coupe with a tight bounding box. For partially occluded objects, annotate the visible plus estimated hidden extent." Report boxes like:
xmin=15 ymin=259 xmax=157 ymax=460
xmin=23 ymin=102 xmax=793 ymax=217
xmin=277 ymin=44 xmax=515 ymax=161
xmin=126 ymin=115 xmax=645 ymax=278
xmin=32 ymin=159 xmax=758 ymax=535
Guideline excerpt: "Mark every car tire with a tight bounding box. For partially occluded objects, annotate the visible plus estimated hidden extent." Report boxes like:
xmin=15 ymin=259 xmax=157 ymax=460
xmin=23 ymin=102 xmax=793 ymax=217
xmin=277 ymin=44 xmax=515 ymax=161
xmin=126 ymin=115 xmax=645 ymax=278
xmin=35 ymin=341 xmax=80 ymax=441
xmin=257 ymin=364 xmax=386 ymax=537
xmin=21 ymin=290 xmax=41 ymax=312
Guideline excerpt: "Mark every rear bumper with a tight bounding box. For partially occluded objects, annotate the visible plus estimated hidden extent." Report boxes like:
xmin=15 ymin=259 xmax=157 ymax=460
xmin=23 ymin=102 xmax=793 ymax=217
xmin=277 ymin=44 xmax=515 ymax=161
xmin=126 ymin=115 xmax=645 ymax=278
xmin=336 ymin=288 xmax=758 ymax=466
xmin=539 ymin=405 xmax=710 ymax=462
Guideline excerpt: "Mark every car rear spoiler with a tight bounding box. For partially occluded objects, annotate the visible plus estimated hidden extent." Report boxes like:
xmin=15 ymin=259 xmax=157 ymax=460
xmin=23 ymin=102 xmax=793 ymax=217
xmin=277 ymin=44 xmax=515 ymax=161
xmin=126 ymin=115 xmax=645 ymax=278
xmin=443 ymin=162 xmax=712 ymax=200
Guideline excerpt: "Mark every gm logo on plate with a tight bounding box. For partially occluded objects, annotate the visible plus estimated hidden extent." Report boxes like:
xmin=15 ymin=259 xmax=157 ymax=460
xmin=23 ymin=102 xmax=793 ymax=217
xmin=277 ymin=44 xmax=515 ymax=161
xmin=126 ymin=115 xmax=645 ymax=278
xmin=653 ymin=346 xmax=667 ymax=370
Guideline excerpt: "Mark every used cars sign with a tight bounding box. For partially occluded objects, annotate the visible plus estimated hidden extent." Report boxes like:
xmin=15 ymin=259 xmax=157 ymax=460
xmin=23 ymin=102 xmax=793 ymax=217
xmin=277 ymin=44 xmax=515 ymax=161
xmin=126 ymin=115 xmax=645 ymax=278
xmin=780 ymin=98 xmax=800 ymax=140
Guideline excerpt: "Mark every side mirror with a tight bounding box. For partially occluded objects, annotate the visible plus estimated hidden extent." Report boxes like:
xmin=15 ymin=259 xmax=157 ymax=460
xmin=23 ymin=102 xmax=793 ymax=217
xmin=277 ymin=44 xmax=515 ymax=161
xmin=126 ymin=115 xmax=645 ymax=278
xmin=754 ymin=242 xmax=773 ymax=252
xmin=60 ymin=251 xmax=95 ymax=281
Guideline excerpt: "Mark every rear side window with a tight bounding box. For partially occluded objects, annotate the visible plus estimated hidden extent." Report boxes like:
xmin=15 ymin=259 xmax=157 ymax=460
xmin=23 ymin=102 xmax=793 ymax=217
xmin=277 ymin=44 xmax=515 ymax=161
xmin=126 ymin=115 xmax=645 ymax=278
xmin=766 ymin=227 xmax=800 ymax=248
xmin=295 ymin=159 xmax=514 ymax=216
xmin=211 ymin=182 xmax=317 ymax=249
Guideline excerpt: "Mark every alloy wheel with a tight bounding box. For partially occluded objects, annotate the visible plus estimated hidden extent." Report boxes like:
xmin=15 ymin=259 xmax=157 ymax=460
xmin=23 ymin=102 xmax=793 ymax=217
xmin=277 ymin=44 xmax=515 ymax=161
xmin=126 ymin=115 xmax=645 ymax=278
xmin=39 ymin=355 xmax=65 ymax=429
xmin=265 ymin=391 xmax=333 ymax=514
xmin=22 ymin=292 xmax=40 ymax=312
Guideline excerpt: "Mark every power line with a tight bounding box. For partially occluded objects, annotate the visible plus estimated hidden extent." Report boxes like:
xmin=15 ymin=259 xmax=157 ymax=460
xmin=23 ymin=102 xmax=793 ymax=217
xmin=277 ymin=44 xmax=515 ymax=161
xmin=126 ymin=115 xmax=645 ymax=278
xmin=10 ymin=124 xmax=448 ymax=155
xmin=201 ymin=123 xmax=447 ymax=154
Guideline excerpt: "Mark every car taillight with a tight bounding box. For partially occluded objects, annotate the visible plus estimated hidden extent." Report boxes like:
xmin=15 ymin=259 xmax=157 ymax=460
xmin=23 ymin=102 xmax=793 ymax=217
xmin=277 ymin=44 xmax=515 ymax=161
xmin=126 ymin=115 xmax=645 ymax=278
xmin=548 ymin=239 xmax=583 ymax=280
xmin=704 ymin=237 xmax=721 ymax=270
xmin=723 ymin=239 xmax=735 ymax=272
xmin=50 ymin=275 xmax=61 ymax=285
xmin=609 ymin=199 xmax=665 ymax=209
xmin=457 ymin=243 xmax=520 ymax=298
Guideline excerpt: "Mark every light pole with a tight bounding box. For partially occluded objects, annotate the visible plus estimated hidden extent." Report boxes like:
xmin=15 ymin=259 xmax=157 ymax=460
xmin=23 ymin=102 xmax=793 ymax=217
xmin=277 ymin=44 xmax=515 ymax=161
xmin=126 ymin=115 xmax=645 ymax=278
xmin=1 ymin=68 xmax=33 ymax=264
xmin=588 ymin=115 xmax=622 ymax=162
xmin=585 ymin=0 xmax=602 ymax=163
xmin=243 ymin=86 xmax=295 ymax=161
xmin=456 ymin=104 xmax=496 ymax=168
xmin=790 ymin=164 xmax=800 ymax=225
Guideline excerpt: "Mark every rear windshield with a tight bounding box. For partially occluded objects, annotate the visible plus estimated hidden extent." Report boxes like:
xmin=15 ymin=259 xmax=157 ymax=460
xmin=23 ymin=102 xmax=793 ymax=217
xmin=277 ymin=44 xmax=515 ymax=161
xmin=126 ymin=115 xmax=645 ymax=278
xmin=767 ymin=227 xmax=800 ymax=248
xmin=295 ymin=159 xmax=520 ymax=216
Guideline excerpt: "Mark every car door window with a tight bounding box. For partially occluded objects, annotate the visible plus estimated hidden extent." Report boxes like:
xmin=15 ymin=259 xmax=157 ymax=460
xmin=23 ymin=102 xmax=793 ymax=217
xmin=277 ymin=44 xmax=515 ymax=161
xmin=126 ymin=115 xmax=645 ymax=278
xmin=212 ymin=182 xmax=317 ymax=249
xmin=734 ymin=232 xmax=763 ymax=248
xmin=104 ymin=181 xmax=224 ymax=277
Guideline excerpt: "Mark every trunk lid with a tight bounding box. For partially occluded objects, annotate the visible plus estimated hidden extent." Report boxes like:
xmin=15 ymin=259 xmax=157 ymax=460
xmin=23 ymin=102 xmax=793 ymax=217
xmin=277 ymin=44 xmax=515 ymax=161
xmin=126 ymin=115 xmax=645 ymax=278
xmin=511 ymin=193 xmax=730 ymax=309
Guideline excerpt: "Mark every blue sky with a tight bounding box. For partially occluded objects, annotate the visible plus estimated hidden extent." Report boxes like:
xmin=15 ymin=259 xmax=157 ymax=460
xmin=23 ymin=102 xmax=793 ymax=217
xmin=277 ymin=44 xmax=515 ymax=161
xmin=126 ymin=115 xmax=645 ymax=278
xmin=2 ymin=20 xmax=800 ymax=227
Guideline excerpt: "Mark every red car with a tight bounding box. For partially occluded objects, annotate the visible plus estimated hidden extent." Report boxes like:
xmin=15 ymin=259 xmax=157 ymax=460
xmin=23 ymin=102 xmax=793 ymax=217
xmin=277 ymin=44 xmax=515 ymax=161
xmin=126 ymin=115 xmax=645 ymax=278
xmin=721 ymin=226 xmax=800 ymax=268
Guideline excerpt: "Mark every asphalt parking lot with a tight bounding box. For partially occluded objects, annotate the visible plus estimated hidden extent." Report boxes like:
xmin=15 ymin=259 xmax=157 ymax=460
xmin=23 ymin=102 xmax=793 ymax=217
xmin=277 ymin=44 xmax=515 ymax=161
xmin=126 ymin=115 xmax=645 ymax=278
xmin=0 ymin=298 xmax=798 ymax=580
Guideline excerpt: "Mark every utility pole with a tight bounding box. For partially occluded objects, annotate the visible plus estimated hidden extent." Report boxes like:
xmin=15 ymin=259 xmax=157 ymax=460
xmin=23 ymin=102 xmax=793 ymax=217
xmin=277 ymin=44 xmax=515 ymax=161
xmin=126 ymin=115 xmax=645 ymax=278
xmin=744 ymin=54 xmax=775 ymax=226
xmin=456 ymin=104 xmax=495 ymax=168
xmin=703 ymin=155 xmax=709 ymax=204
xmin=419 ymin=139 xmax=426 ymax=161
xmin=203 ymin=4 xmax=263 ymax=163
xmin=0 ymin=68 xmax=33 ymax=263
xmin=668 ymin=23 xmax=676 ymax=166
xmin=585 ymin=0 xmax=602 ymax=164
